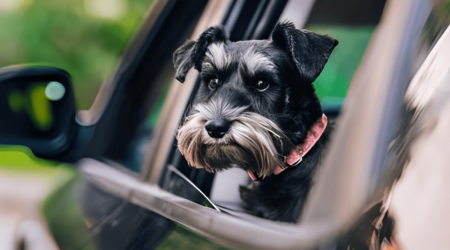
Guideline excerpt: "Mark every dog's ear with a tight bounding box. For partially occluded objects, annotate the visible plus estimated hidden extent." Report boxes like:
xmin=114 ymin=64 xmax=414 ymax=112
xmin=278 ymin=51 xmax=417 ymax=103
xmin=173 ymin=25 xmax=228 ymax=83
xmin=174 ymin=40 xmax=196 ymax=83
xmin=271 ymin=21 xmax=338 ymax=84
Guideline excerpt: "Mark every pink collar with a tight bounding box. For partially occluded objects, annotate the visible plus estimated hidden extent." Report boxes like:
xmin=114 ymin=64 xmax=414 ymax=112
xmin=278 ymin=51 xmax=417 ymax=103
xmin=248 ymin=114 xmax=328 ymax=181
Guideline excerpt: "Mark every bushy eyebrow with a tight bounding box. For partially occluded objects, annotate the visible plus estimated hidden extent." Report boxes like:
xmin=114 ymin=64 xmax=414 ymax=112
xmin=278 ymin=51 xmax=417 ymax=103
xmin=240 ymin=48 xmax=278 ymax=75
xmin=203 ymin=43 xmax=232 ymax=72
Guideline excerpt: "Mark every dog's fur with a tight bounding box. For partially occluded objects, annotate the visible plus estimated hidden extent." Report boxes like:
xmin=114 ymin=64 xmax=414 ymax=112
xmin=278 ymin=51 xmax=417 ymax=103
xmin=173 ymin=21 xmax=338 ymax=222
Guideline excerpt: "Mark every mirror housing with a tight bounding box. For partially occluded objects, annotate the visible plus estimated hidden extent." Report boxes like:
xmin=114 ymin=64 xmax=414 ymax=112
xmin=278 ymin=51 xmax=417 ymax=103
xmin=0 ymin=66 xmax=77 ymax=160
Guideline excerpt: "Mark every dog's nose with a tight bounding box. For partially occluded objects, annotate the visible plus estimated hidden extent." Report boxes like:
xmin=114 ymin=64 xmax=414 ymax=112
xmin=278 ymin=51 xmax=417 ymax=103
xmin=205 ymin=119 xmax=230 ymax=138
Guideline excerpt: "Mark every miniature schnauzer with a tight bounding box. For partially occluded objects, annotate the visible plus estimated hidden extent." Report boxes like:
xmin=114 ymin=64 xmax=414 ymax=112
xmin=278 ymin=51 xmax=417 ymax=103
xmin=173 ymin=21 xmax=338 ymax=223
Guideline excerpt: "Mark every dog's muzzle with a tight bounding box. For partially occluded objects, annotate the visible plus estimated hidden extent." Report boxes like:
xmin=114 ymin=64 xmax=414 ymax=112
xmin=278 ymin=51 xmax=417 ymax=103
xmin=177 ymin=97 xmax=293 ymax=178
xmin=205 ymin=119 xmax=230 ymax=138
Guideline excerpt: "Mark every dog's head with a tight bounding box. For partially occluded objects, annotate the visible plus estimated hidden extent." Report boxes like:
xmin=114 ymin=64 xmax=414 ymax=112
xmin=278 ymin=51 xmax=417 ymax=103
xmin=173 ymin=21 xmax=338 ymax=178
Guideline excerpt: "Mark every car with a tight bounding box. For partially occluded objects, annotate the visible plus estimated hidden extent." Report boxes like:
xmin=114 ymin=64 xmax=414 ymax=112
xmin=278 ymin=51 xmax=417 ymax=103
xmin=0 ymin=0 xmax=446 ymax=249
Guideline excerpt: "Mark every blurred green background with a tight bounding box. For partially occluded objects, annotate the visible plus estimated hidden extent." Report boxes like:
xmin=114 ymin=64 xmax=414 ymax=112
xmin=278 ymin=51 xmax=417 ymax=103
xmin=0 ymin=0 xmax=153 ymax=110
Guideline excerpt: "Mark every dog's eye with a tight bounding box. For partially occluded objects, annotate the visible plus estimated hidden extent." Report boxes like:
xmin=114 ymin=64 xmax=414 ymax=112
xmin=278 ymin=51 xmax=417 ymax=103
xmin=256 ymin=80 xmax=269 ymax=92
xmin=208 ymin=78 xmax=219 ymax=90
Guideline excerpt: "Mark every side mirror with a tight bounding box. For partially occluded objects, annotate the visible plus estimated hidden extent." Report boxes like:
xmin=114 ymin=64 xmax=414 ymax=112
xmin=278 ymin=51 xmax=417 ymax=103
xmin=0 ymin=66 xmax=77 ymax=160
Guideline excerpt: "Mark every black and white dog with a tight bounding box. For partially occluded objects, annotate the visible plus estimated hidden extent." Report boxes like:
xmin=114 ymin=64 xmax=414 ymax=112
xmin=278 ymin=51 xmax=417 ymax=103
xmin=173 ymin=21 xmax=338 ymax=223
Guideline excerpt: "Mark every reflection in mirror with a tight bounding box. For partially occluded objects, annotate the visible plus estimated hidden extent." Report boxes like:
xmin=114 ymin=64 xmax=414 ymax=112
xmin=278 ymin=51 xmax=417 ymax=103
xmin=0 ymin=67 xmax=76 ymax=159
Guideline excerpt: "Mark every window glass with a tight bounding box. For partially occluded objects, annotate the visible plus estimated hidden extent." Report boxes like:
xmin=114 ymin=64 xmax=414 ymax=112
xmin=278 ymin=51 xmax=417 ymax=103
xmin=307 ymin=25 xmax=375 ymax=107
xmin=304 ymin=0 xmax=386 ymax=108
